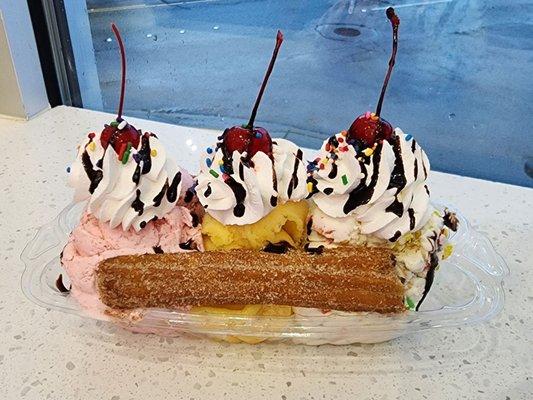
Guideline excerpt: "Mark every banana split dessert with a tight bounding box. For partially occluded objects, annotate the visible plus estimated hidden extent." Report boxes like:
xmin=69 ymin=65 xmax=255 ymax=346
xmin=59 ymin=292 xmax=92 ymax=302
xmin=59 ymin=13 xmax=458 ymax=340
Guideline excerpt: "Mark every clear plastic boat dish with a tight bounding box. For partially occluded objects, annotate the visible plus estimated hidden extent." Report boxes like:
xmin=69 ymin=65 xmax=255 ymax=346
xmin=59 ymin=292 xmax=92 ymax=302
xmin=21 ymin=202 xmax=508 ymax=345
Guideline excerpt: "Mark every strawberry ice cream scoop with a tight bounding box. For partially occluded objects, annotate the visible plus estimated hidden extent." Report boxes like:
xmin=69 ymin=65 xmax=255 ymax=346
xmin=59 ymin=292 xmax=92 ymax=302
xmin=61 ymin=206 xmax=203 ymax=319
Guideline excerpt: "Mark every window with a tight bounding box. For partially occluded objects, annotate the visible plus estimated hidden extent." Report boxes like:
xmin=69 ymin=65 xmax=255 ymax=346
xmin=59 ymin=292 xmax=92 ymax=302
xmin=40 ymin=1 xmax=533 ymax=187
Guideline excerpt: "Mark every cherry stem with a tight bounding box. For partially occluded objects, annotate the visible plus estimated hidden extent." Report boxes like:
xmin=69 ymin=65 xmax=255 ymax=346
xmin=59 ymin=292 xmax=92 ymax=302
xmin=246 ymin=30 xmax=284 ymax=129
xmin=375 ymin=8 xmax=400 ymax=118
xmin=111 ymin=23 xmax=126 ymax=122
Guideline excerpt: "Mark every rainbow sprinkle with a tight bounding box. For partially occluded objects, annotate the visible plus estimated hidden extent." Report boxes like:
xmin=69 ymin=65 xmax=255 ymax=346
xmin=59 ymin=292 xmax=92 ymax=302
xmin=121 ymin=142 xmax=132 ymax=164
xmin=307 ymin=182 xmax=313 ymax=193
xmin=88 ymin=142 xmax=96 ymax=152
xmin=341 ymin=174 xmax=348 ymax=185
xmin=206 ymin=147 xmax=213 ymax=154
xmin=363 ymin=148 xmax=374 ymax=157
xmin=405 ymin=134 xmax=413 ymax=141
xmin=405 ymin=297 xmax=415 ymax=310
xmin=150 ymin=149 xmax=157 ymax=157
xmin=205 ymin=158 xmax=212 ymax=167
xmin=209 ymin=169 xmax=219 ymax=178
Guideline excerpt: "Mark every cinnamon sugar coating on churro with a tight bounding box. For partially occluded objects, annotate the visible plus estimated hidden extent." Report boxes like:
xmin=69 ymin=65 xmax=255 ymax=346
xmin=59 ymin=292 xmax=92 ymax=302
xmin=97 ymin=247 xmax=405 ymax=313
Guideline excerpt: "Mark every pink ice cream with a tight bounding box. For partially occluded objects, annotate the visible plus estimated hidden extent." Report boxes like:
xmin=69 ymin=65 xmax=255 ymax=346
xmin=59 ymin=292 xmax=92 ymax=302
xmin=61 ymin=205 xmax=203 ymax=319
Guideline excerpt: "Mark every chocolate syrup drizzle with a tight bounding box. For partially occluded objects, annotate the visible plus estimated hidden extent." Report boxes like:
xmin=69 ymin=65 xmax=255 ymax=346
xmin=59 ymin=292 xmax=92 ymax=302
xmin=216 ymin=149 xmax=248 ymax=217
xmin=81 ymin=150 xmax=103 ymax=194
xmin=226 ymin=174 xmax=247 ymax=217
xmin=415 ymin=250 xmax=439 ymax=311
xmin=328 ymin=162 xmax=338 ymax=179
xmin=131 ymin=189 xmax=144 ymax=215
xmin=287 ymin=149 xmax=303 ymax=199
xmin=385 ymin=198 xmax=403 ymax=217
xmin=343 ymin=142 xmax=383 ymax=214
xmin=179 ymin=239 xmax=195 ymax=250
xmin=408 ymin=208 xmax=415 ymax=230
xmin=388 ymin=135 xmax=407 ymax=191
xmin=55 ymin=274 xmax=70 ymax=294
xmin=191 ymin=212 xmax=199 ymax=227
xmin=304 ymin=243 xmax=324 ymax=255
xmin=132 ymin=133 xmax=156 ymax=184
xmin=152 ymin=181 xmax=168 ymax=207
xmin=264 ymin=241 xmax=290 ymax=254
xmin=270 ymin=163 xmax=278 ymax=207
xmin=238 ymin=162 xmax=245 ymax=181
xmin=184 ymin=188 xmax=194 ymax=203
xmin=132 ymin=165 xmax=141 ymax=185
xmin=306 ymin=217 xmax=313 ymax=236
xmin=138 ymin=133 xmax=153 ymax=174
xmin=390 ymin=230 xmax=402 ymax=242
xmin=203 ymin=183 xmax=212 ymax=198
xmin=305 ymin=175 xmax=319 ymax=199
xmin=443 ymin=209 xmax=458 ymax=232
xmin=166 ymin=171 xmax=182 ymax=203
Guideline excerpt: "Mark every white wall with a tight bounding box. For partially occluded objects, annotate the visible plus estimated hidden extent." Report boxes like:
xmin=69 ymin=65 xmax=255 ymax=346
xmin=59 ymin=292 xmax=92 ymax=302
xmin=0 ymin=1 xmax=49 ymax=119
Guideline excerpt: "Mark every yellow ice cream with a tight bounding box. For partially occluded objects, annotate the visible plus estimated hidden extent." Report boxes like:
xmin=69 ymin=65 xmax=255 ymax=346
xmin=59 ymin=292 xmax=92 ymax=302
xmin=191 ymin=304 xmax=293 ymax=344
xmin=197 ymin=201 xmax=308 ymax=343
xmin=202 ymin=201 xmax=309 ymax=251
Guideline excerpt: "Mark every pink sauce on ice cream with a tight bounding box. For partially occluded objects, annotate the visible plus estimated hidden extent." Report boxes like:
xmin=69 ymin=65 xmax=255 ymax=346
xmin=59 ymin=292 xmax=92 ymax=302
xmin=61 ymin=205 xmax=203 ymax=319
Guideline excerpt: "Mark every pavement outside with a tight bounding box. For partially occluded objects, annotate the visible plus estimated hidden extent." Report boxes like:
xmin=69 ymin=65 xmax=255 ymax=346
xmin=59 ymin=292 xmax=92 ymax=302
xmin=86 ymin=0 xmax=533 ymax=187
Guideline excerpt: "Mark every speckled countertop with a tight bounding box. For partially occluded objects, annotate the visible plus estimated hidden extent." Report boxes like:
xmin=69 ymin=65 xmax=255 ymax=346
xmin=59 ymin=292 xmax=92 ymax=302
xmin=0 ymin=106 xmax=531 ymax=399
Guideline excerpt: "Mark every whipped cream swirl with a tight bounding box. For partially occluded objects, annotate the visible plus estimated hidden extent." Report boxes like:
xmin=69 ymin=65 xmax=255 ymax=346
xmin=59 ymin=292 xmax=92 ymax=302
xmin=309 ymin=128 xmax=431 ymax=241
xmin=68 ymin=127 xmax=188 ymax=231
xmin=197 ymin=138 xmax=307 ymax=225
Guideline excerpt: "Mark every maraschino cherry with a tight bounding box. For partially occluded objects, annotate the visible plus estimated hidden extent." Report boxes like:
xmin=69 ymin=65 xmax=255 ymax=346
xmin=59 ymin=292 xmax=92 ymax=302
xmin=348 ymin=7 xmax=400 ymax=146
xmin=223 ymin=31 xmax=284 ymax=159
xmin=100 ymin=23 xmax=140 ymax=158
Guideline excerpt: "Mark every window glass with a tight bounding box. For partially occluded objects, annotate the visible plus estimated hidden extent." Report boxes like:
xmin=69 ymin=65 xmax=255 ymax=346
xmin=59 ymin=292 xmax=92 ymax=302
xmin=78 ymin=0 xmax=532 ymax=187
